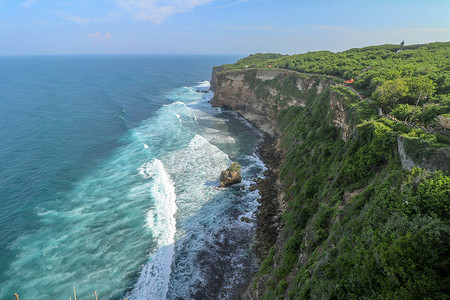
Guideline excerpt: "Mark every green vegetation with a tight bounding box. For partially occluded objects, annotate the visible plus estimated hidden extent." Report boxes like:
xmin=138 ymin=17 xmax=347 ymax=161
xmin=221 ymin=42 xmax=450 ymax=127
xmin=223 ymin=53 xmax=287 ymax=69
xmin=257 ymin=91 xmax=449 ymax=299
xmin=229 ymin=161 xmax=242 ymax=172
xmin=220 ymin=42 xmax=450 ymax=299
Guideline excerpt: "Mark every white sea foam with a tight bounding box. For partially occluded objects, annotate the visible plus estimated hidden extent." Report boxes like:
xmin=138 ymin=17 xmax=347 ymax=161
xmin=163 ymin=101 xmax=185 ymax=107
xmin=242 ymin=153 xmax=268 ymax=175
xmin=163 ymin=133 xmax=229 ymax=184
xmin=160 ymin=134 xmax=230 ymax=223
xmin=129 ymin=159 xmax=177 ymax=300
xmin=196 ymin=80 xmax=210 ymax=88
xmin=138 ymin=162 xmax=153 ymax=179
xmin=2 ymin=69 xmax=268 ymax=300
xmin=123 ymin=82 xmax=266 ymax=299
xmin=174 ymin=113 xmax=182 ymax=125
xmin=191 ymin=110 xmax=198 ymax=124
xmin=189 ymin=110 xmax=227 ymax=125
xmin=202 ymin=128 xmax=236 ymax=144
xmin=173 ymin=101 xmax=185 ymax=106
xmin=165 ymin=101 xmax=198 ymax=124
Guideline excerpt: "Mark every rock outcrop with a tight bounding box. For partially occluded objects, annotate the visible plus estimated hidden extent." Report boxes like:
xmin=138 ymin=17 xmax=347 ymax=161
xmin=211 ymin=69 xmax=336 ymax=136
xmin=398 ymin=136 xmax=450 ymax=172
xmin=252 ymin=139 xmax=283 ymax=258
xmin=209 ymin=66 xmax=224 ymax=92
xmin=220 ymin=162 xmax=242 ymax=187
xmin=329 ymin=90 xmax=352 ymax=141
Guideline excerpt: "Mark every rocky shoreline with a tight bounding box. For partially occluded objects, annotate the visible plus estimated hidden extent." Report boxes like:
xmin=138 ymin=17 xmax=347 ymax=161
xmin=233 ymin=131 xmax=284 ymax=300
xmin=251 ymin=136 xmax=283 ymax=259
xmin=209 ymin=67 xmax=287 ymax=298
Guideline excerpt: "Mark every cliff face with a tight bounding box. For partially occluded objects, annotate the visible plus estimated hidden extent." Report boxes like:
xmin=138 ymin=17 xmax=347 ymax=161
xmin=211 ymin=67 xmax=449 ymax=300
xmin=209 ymin=66 xmax=224 ymax=92
xmin=329 ymin=90 xmax=352 ymax=142
xmin=211 ymin=69 xmax=357 ymax=298
xmin=211 ymin=69 xmax=338 ymax=137
xmin=398 ymin=136 xmax=450 ymax=172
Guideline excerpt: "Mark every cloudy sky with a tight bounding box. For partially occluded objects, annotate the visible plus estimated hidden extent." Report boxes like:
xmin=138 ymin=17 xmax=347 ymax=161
xmin=1 ymin=0 xmax=449 ymax=55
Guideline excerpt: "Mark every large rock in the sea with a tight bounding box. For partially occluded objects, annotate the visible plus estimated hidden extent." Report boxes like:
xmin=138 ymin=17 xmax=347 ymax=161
xmin=220 ymin=162 xmax=242 ymax=187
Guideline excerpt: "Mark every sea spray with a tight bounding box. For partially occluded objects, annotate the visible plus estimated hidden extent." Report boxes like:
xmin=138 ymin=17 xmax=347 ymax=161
xmin=129 ymin=159 xmax=177 ymax=299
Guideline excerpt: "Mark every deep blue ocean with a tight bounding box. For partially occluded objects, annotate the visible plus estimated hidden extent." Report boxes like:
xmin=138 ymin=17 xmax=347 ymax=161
xmin=0 ymin=55 xmax=266 ymax=299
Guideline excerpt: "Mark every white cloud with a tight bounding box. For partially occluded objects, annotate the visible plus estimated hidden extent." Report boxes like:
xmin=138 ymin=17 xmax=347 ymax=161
xmin=21 ymin=0 xmax=39 ymax=9
xmin=62 ymin=12 xmax=121 ymax=25
xmin=118 ymin=0 xmax=214 ymax=23
xmin=66 ymin=15 xmax=90 ymax=25
xmin=86 ymin=31 xmax=113 ymax=40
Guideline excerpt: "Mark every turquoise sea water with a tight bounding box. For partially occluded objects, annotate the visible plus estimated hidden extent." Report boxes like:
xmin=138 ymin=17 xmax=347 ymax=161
xmin=0 ymin=55 xmax=265 ymax=299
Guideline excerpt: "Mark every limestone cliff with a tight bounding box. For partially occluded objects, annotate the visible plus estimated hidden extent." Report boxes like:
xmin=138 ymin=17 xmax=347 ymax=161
xmin=210 ymin=47 xmax=449 ymax=300
xmin=211 ymin=68 xmax=358 ymax=299
xmin=211 ymin=69 xmax=338 ymax=137
xmin=398 ymin=136 xmax=450 ymax=172
xmin=210 ymin=66 xmax=224 ymax=92
xmin=329 ymin=90 xmax=352 ymax=142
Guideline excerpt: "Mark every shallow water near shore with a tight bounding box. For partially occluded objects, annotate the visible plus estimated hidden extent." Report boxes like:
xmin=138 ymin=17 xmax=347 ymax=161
xmin=0 ymin=55 xmax=263 ymax=299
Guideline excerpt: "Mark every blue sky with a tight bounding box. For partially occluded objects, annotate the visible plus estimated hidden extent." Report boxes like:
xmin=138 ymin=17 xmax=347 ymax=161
xmin=1 ymin=0 xmax=449 ymax=55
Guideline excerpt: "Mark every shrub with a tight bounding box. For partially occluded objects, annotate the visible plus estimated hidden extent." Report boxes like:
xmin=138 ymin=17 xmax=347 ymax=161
xmin=229 ymin=161 xmax=241 ymax=172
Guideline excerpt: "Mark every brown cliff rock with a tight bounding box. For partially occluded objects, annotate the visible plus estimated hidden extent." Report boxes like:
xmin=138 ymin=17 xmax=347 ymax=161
xmin=220 ymin=162 xmax=242 ymax=187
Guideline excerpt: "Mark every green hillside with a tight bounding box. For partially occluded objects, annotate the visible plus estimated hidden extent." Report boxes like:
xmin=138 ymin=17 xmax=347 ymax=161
xmin=221 ymin=42 xmax=450 ymax=299
xmin=226 ymin=42 xmax=450 ymax=128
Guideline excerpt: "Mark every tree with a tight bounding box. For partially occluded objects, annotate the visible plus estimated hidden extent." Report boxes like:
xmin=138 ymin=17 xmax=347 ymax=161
xmin=407 ymin=76 xmax=436 ymax=102
xmin=373 ymin=78 xmax=409 ymax=108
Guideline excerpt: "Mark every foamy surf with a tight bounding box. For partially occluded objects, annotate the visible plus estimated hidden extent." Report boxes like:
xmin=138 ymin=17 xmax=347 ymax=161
xmin=129 ymin=159 xmax=177 ymax=299
xmin=196 ymin=80 xmax=210 ymax=88
xmin=0 ymin=56 xmax=254 ymax=300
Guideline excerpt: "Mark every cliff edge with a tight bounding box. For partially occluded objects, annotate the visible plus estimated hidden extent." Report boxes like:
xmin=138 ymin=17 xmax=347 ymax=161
xmin=211 ymin=69 xmax=337 ymax=137
xmin=211 ymin=66 xmax=449 ymax=300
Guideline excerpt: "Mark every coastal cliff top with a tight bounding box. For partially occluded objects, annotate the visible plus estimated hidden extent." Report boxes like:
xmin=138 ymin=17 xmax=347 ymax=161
xmin=219 ymin=42 xmax=449 ymax=114
xmin=214 ymin=42 xmax=450 ymax=142
xmin=212 ymin=43 xmax=450 ymax=299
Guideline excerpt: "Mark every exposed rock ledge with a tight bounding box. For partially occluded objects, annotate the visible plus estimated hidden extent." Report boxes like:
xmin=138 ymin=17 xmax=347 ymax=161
xmin=220 ymin=162 xmax=242 ymax=187
xmin=210 ymin=69 xmax=336 ymax=137
xmin=210 ymin=68 xmax=341 ymax=299
xmin=210 ymin=67 xmax=450 ymax=299
xmin=210 ymin=68 xmax=350 ymax=259
xmin=398 ymin=136 xmax=450 ymax=172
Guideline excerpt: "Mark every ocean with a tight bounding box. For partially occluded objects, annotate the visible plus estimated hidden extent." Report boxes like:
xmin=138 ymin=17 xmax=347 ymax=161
xmin=0 ymin=55 xmax=265 ymax=299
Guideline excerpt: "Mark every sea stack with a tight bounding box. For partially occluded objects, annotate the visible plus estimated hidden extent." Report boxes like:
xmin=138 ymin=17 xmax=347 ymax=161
xmin=220 ymin=162 xmax=242 ymax=187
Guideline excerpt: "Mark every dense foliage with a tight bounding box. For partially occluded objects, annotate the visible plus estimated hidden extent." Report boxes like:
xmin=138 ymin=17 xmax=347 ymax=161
xmin=255 ymin=87 xmax=449 ymax=299
xmin=224 ymin=42 xmax=450 ymax=127
xmin=220 ymin=42 xmax=450 ymax=299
